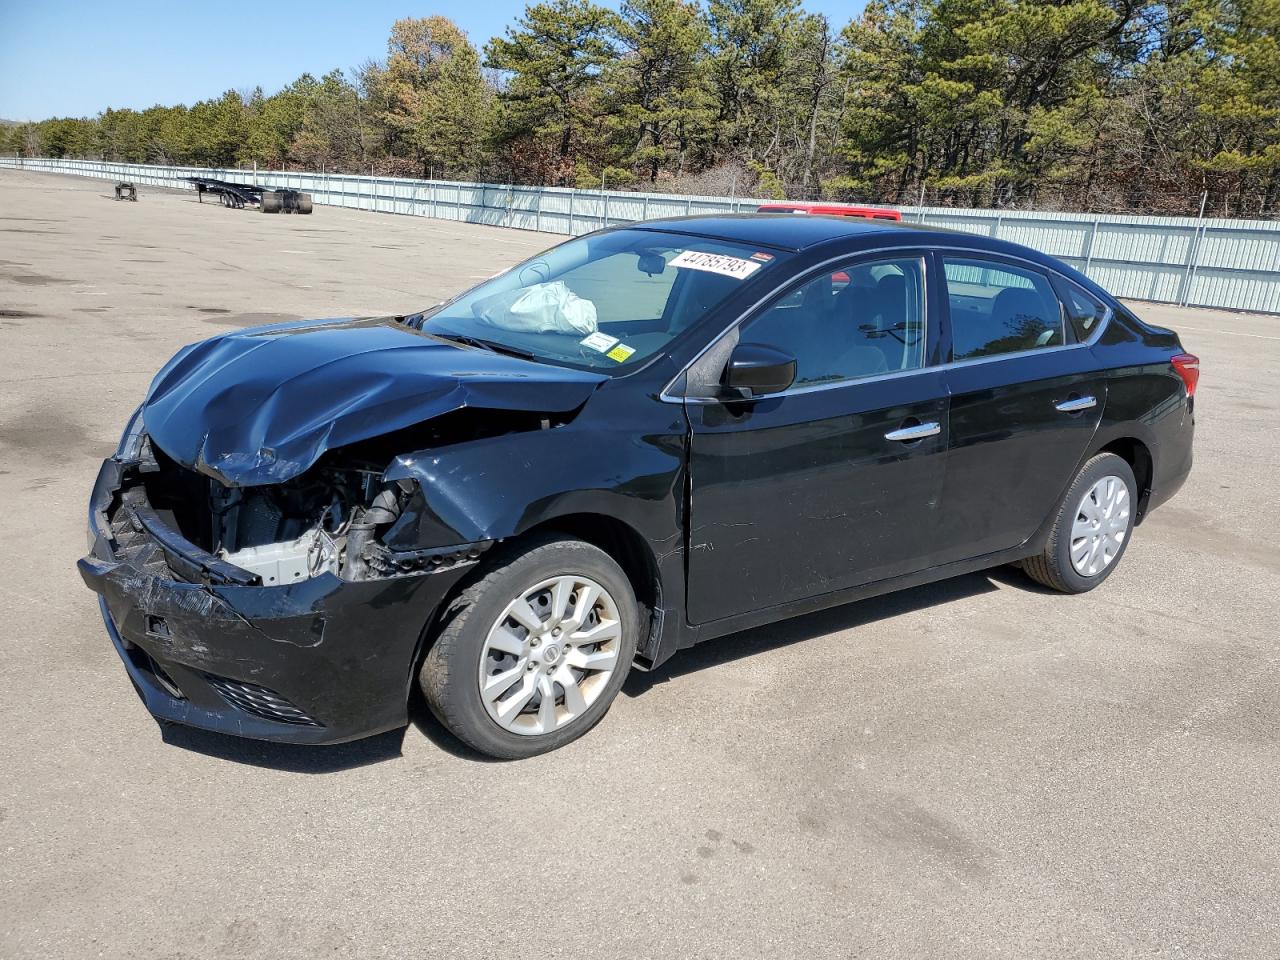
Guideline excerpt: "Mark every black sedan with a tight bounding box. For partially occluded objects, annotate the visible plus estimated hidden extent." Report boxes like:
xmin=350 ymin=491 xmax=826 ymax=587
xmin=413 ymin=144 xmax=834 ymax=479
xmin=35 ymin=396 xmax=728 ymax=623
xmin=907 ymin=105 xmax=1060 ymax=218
xmin=80 ymin=215 xmax=1197 ymax=758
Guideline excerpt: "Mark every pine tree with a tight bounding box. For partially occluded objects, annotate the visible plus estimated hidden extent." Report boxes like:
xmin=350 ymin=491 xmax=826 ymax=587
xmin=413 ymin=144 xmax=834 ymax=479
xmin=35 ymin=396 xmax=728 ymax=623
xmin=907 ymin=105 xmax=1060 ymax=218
xmin=705 ymin=0 xmax=801 ymax=161
xmin=290 ymin=71 xmax=368 ymax=171
xmin=1185 ymin=0 xmax=1280 ymax=212
xmin=604 ymin=0 xmax=714 ymax=182
xmin=9 ymin=0 xmax=1276 ymax=215
xmin=486 ymin=0 xmax=617 ymax=180
xmin=782 ymin=13 xmax=841 ymax=191
xmin=187 ymin=91 xmax=249 ymax=166
xmin=243 ymin=79 xmax=309 ymax=166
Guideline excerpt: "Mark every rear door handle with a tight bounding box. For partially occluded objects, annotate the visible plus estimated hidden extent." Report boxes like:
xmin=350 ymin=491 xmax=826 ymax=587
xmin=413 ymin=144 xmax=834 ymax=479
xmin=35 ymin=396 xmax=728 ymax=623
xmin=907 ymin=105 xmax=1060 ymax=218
xmin=884 ymin=421 xmax=941 ymax=442
xmin=1054 ymin=395 xmax=1097 ymax=412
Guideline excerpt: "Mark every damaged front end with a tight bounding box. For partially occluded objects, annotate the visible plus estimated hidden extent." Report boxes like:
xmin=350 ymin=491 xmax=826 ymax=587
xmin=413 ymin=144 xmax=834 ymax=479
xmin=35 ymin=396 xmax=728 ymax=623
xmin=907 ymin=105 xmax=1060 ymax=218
xmin=78 ymin=410 xmax=488 ymax=744
xmin=80 ymin=317 xmax=613 ymax=743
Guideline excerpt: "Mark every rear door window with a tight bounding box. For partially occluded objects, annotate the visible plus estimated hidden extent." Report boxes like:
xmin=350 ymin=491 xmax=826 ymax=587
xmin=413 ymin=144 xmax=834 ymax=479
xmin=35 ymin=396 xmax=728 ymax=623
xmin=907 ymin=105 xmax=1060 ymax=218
xmin=942 ymin=258 xmax=1065 ymax=360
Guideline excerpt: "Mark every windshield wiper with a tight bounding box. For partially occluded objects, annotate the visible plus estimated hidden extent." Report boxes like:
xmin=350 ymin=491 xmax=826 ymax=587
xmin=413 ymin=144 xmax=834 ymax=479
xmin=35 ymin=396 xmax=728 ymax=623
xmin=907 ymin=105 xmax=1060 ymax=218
xmin=430 ymin=333 xmax=539 ymax=362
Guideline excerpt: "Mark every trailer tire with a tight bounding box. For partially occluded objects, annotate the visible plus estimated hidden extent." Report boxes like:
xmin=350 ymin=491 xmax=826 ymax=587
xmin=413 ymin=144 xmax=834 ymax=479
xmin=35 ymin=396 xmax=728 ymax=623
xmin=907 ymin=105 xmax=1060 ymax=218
xmin=296 ymin=193 xmax=313 ymax=215
xmin=260 ymin=192 xmax=282 ymax=214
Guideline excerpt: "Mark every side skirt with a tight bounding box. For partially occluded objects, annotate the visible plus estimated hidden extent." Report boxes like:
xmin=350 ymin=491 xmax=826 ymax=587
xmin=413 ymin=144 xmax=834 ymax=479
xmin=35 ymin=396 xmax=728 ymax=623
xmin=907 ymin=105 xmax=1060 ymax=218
xmin=645 ymin=540 xmax=1043 ymax=670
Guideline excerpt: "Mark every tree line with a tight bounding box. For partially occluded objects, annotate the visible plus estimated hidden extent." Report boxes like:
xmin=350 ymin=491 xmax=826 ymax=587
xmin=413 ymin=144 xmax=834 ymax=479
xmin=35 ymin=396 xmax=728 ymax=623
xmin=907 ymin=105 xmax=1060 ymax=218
xmin=3 ymin=0 xmax=1277 ymax=216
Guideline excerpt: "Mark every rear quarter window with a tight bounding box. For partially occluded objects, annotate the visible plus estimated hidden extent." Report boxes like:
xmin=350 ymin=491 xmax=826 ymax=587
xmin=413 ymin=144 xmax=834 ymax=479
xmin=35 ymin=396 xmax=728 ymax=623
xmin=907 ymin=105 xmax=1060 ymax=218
xmin=1059 ymin=282 xmax=1110 ymax=342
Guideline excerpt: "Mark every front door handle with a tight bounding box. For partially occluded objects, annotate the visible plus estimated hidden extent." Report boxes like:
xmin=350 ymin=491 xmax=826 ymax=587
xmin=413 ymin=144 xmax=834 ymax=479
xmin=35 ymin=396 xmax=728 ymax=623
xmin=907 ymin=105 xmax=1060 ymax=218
xmin=884 ymin=421 xmax=941 ymax=442
xmin=1054 ymin=395 xmax=1097 ymax=413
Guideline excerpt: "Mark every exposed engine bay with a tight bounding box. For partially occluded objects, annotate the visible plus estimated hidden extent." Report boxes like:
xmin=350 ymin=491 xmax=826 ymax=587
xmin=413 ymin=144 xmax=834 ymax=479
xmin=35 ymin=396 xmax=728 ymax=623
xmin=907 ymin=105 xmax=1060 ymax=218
xmin=104 ymin=400 xmax=587 ymax=588
xmin=205 ymin=467 xmax=401 ymax=584
xmin=122 ymin=443 xmax=422 ymax=585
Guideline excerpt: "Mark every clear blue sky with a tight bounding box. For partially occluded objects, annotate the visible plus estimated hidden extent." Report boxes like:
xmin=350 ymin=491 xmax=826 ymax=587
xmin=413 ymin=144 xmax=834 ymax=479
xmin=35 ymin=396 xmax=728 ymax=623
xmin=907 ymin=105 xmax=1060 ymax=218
xmin=0 ymin=0 xmax=862 ymax=121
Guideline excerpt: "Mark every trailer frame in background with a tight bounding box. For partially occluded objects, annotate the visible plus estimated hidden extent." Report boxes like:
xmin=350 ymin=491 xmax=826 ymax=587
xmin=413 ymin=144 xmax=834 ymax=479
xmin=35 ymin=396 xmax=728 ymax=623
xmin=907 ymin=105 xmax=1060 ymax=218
xmin=184 ymin=176 xmax=313 ymax=214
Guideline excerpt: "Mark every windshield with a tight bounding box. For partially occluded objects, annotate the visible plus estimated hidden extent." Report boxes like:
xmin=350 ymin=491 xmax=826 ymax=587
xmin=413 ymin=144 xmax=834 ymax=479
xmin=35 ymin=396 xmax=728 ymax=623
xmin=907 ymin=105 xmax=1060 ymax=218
xmin=412 ymin=229 xmax=788 ymax=371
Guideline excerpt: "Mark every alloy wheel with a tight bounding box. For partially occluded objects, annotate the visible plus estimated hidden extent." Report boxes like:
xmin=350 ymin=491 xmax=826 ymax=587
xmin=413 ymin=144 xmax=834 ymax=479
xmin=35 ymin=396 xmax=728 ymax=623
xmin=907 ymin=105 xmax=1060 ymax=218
xmin=477 ymin=575 xmax=622 ymax=736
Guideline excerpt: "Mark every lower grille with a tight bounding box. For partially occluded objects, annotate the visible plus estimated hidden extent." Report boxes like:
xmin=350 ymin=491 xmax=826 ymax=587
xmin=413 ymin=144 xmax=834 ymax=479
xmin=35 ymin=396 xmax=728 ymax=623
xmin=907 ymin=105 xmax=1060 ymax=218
xmin=124 ymin=643 xmax=187 ymax=700
xmin=205 ymin=675 xmax=321 ymax=726
xmin=146 ymin=655 xmax=185 ymax=700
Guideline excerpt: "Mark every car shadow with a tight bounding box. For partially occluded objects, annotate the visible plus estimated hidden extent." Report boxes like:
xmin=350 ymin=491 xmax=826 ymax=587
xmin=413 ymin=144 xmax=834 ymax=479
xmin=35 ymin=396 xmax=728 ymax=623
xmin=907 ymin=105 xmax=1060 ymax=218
xmin=623 ymin=568 xmax=1012 ymax=697
xmin=159 ymin=565 xmax=1034 ymax=769
xmin=985 ymin=563 xmax=1059 ymax=594
xmin=406 ymin=688 xmax=507 ymax=763
xmin=159 ymin=721 xmax=408 ymax=773
xmin=157 ymin=684 xmax=505 ymax=768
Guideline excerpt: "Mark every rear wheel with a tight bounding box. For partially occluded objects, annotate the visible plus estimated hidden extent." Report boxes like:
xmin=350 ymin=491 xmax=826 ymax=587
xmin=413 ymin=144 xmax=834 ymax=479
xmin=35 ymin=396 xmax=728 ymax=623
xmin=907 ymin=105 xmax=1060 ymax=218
xmin=420 ymin=535 xmax=637 ymax=759
xmin=1023 ymin=452 xmax=1136 ymax=593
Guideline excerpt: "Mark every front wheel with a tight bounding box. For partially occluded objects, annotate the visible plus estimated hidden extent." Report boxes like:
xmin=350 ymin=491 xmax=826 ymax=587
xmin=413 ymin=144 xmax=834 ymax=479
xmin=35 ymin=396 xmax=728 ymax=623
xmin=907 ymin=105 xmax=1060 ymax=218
xmin=1023 ymin=452 xmax=1137 ymax=593
xmin=420 ymin=535 xmax=638 ymax=759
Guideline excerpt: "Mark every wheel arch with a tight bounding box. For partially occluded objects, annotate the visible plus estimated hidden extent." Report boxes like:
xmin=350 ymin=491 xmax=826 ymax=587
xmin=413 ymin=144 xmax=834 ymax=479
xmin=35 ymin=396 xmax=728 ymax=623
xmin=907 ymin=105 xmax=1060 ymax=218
xmin=522 ymin=513 xmax=663 ymax=658
xmin=409 ymin=511 xmax=666 ymax=690
xmin=1093 ymin=436 xmax=1154 ymax=522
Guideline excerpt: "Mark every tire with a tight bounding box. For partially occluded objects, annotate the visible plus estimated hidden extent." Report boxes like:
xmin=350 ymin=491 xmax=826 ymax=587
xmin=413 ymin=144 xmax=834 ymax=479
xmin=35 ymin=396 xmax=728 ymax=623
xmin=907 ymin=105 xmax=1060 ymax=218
xmin=260 ymin=192 xmax=282 ymax=214
xmin=420 ymin=535 xmax=638 ymax=759
xmin=296 ymin=193 xmax=313 ymax=214
xmin=1023 ymin=452 xmax=1137 ymax=594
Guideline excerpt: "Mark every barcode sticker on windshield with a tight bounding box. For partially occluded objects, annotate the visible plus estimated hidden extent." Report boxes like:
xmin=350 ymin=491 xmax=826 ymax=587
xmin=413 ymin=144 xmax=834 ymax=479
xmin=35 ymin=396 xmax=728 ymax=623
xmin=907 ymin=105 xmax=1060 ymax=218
xmin=670 ymin=250 xmax=764 ymax=280
xmin=580 ymin=332 xmax=619 ymax=353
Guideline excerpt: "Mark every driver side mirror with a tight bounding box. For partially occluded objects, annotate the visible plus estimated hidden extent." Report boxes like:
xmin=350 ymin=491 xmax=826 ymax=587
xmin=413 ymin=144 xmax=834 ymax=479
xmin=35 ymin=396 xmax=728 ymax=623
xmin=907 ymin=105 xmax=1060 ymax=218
xmin=724 ymin=343 xmax=796 ymax=398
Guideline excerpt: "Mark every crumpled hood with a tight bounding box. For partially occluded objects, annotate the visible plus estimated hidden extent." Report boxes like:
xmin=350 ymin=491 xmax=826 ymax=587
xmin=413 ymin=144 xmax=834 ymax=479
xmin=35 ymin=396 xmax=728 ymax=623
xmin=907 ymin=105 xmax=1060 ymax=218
xmin=142 ymin=317 xmax=605 ymax=486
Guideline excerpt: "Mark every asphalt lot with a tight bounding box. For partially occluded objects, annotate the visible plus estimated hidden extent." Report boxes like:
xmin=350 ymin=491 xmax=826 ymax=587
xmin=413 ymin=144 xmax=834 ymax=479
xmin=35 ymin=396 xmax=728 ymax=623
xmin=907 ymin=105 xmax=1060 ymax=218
xmin=1 ymin=169 xmax=1277 ymax=959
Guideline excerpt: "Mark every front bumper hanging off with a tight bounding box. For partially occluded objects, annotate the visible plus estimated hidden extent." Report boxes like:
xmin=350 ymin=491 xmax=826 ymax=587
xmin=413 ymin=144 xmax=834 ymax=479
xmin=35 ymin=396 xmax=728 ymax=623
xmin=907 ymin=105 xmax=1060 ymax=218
xmin=78 ymin=458 xmax=474 ymax=745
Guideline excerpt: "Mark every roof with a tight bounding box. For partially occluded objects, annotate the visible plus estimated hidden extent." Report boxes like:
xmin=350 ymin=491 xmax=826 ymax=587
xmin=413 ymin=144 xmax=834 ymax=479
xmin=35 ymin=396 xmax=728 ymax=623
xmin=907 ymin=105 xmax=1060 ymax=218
xmin=621 ymin=214 xmax=1087 ymax=283
xmin=629 ymin=213 xmax=940 ymax=252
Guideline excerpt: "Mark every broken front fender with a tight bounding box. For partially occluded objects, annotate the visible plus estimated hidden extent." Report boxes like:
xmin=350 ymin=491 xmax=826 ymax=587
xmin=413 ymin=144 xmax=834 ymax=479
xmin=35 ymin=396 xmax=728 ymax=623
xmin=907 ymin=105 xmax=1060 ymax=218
xmin=382 ymin=420 xmax=686 ymax=550
xmin=376 ymin=408 xmax=691 ymax=668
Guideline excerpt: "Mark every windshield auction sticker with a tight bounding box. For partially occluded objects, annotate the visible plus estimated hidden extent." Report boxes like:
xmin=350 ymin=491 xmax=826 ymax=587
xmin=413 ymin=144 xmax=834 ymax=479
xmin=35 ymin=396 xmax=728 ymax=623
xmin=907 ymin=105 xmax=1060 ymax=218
xmin=606 ymin=343 xmax=636 ymax=363
xmin=580 ymin=331 xmax=620 ymax=353
xmin=670 ymin=250 xmax=764 ymax=280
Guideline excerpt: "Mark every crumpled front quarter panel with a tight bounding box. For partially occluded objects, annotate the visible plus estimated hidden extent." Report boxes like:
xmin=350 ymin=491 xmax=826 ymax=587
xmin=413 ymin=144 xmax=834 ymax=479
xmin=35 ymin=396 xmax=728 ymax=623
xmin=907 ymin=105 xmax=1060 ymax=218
xmin=383 ymin=416 xmax=687 ymax=549
xmin=379 ymin=384 xmax=691 ymax=666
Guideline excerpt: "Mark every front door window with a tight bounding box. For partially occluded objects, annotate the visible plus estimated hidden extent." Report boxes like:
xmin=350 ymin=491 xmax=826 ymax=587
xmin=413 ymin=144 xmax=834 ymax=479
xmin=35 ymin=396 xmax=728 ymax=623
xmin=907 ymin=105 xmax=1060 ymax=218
xmin=739 ymin=257 xmax=927 ymax=387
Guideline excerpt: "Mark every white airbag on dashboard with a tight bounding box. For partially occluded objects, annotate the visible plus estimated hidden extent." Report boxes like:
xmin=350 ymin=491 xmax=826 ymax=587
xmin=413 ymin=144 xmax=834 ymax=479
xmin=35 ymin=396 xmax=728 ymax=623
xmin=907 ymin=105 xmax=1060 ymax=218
xmin=471 ymin=281 xmax=599 ymax=335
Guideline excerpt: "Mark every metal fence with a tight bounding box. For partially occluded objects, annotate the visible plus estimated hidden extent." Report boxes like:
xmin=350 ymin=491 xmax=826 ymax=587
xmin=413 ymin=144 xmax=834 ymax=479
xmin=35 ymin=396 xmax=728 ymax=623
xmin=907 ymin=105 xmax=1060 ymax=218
xmin=4 ymin=156 xmax=1278 ymax=314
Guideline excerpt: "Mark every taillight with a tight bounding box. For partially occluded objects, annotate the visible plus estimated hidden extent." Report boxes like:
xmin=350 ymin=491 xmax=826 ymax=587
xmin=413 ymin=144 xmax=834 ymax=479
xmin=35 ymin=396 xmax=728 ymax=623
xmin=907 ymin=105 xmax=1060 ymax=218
xmin=1171 ymin=353 xmax=1200 ymax=397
